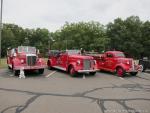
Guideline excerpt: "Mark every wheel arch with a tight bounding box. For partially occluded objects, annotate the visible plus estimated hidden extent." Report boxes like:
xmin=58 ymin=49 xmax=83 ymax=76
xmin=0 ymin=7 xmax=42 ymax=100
xmin=115 ymin=64 xmax=125 ymax=72
xmin=116 ymin=65 xmax=126 ymax=77
xmin=67 ymin=63 xmax=76 ymax=73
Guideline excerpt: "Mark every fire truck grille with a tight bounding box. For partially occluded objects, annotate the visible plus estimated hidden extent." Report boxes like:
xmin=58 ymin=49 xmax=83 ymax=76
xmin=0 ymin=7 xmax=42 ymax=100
xmin=27 ymin=56 xmax=36 ymax=66
xmin=132 ymin=60 xmax=135 ymax=70
xmin=83 ymin=60 xmax=91 ymax=70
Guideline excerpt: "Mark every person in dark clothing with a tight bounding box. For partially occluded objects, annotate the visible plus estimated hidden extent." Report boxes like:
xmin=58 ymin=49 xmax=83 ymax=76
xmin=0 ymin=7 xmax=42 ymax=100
xmin=80 ymin=48 xmax=85 ymax=55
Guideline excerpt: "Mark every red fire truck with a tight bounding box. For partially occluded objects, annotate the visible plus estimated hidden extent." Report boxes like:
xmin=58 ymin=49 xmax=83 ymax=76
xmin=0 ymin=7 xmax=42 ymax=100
xmin=47 ymin=50 xmax=98 ymax=76
xmin=90 ymin=51 xmax=141 ymax=77
xmin=7 ymin=46 xmax=46 ymax=75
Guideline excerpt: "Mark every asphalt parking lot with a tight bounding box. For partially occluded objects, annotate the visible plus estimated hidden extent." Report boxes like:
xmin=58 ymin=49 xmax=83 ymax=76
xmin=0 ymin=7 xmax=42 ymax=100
xmin=0 ymin=68 xmax=150 ymax=113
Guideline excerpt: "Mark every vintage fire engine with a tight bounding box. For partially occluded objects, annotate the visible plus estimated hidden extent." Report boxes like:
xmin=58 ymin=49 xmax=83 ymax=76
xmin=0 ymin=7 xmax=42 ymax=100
xmin=47 ymin=50 xmax=98 ymax=76
xmin=7 ymin=46 xmax=46 ymax=75
xmin=90 ymin=51 xmax=141 ymax=77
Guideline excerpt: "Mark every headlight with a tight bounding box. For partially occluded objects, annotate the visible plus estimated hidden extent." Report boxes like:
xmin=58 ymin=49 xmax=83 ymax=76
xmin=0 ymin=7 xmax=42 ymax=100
xmin=39 ymin=59 xmax=42 ymax=63
xmin=123 ymin=60 xmax=129 ymax=65
xmin=21 ymin=59 xmax=24 ymax=63
xmin=126 ymin=61 xmax=130 ymax=65
xmin=77 ymin=60 xmax=81 ymax=65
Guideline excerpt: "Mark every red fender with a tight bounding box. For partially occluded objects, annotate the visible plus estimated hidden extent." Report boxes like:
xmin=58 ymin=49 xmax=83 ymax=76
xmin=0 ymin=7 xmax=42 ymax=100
xmin=67 ymin=62 xmax=76 ymax=72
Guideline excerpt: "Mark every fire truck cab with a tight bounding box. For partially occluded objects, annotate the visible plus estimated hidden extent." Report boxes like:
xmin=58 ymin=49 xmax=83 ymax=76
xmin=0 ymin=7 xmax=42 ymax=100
xmin=7 ymin=46 xmax=46 ymax=75
xmin=47 ymin=50 xmax=98 ymax=76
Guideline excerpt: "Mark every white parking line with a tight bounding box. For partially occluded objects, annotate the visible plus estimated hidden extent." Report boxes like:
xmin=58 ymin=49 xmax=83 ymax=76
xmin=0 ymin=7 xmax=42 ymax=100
xmin=45 ymin=71 xmax=56 ymax=78
xmin=9 ymin=74 xmax=14 ymax=77
xmin=119 ymin=77 xmax=124 ymax=80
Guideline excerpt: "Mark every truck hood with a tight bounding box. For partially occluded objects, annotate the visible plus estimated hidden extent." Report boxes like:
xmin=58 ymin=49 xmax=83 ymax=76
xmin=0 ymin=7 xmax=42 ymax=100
xmin=118 ymin=58 xmax=133 ymax=60
xmin=69 ymin=55 xmax=93 ymax=60
xmin=117 ymin=58 xmax=133 ymax=61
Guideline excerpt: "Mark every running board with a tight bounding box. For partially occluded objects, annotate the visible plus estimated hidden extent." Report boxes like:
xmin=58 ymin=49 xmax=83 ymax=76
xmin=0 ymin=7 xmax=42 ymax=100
xmin=53 ymin=66 xmax=66 ymax=71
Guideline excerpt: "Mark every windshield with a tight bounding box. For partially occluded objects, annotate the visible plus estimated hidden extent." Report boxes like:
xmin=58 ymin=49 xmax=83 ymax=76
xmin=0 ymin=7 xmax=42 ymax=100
xmin=18 ymin=46 xmax=36 ymax=53
xmin=67 ymin=50 xmax=80 ymax=55
xmin=48 ymin=50 xmax=60 ymax=56
xmin=115 ymin=52 xmax=125 ymax=58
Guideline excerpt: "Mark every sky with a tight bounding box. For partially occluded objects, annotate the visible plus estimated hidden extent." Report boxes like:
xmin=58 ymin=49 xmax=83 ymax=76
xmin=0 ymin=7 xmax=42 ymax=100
xmin=2 ymin=0 xmax=150 ymax=31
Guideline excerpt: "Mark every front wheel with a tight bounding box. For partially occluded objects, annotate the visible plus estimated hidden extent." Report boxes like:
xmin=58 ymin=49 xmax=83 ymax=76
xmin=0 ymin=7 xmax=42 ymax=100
xmin=116 ymin=67 xmax=125 ymax=77
xmin=69 ymin=66 xmax=77 ymax=77
xmin=39 ymin=69 xmax=44 ymax=74
xmin=14 ymin=70 xmax=20 ymax=76
xmin=8 ymin=66 xmax=11 ymax=70
xmin=130 ymin=72 xmax=137 ymax=76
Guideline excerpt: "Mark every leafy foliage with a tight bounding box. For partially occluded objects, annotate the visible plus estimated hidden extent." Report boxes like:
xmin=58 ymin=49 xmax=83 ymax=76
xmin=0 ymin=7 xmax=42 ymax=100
xmin=1 ymin=16 xmax=150 ymax=58
xmin=51 ymin=21 xmax=108 ymax=52
xmin=107 ymin=16 xmax=149 ymax=58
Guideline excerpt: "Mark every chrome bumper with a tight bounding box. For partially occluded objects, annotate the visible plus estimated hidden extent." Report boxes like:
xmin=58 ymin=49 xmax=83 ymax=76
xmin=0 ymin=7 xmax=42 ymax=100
xmin=127 ymin=67 xmax=141 ymax=72
xmin=77 ymin=69 xmax=99 ymax=73
xmin=14 ymin=65 xmax=46 ymax=70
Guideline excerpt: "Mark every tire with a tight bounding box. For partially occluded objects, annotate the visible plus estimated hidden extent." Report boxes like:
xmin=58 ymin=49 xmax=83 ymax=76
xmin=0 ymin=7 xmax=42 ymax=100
xmin=69 ymin=66 xmax=77 ymax=77
xmin=12 ymin=64 xmax=19 ymax=76
xmin=116 ymin=67 xmax=125 ymax=77
xmin=130 ymin=72 xmax=137 ymax=76
xmin=8 ymin=66 xmax=11 ymax=70
xmin=39 ymin=69 xmax=44 ymax=74
xmin=14 ymin=70 xmax=20 ymax=76
xmin=47 ymin=61 xmax=52 ymax=70
xmin=89 ymin=72 xmax=96 ymax=76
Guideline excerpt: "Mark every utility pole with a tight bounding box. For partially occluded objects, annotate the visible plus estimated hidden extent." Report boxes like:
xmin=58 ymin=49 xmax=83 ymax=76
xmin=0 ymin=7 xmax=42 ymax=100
xmin=66 ymin=40 xmax=67 ymax=50
xmin=0 ymin=0 xmax=3 ymax=64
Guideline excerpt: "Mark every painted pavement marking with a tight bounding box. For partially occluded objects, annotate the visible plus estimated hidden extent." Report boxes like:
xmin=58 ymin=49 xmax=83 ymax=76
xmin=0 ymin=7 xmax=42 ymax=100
xmin=119 ymin=77 xmax=124 ymax=80
xmin=45 ymin=71 xmax=56 ymax=78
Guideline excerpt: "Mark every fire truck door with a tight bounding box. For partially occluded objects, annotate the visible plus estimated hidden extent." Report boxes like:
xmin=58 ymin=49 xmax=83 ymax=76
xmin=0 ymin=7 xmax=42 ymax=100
xmin=59 ymin=54 xmax=68 ymax=68
xmin=105 ymin=53 xmax=115 ymax=69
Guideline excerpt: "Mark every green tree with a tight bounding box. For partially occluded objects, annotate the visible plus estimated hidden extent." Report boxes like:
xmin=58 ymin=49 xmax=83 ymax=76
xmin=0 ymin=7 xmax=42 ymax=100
xmin=141 ymin=21 xmax=150 ymax=57
xmin=107 ymin=16 xmax=143 ymax=58
xmin=52 ymin=21 xmax=108 ymax=52
xmin=30 ymin=28 xmax=50 ymax=56
xmin=2 ymin=24 xmax=25 ymax=57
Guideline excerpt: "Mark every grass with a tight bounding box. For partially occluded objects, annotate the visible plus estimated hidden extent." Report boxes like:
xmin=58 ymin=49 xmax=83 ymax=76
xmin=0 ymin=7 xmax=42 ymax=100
xmin=0 ymin=58 xmax=7 ymax=69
